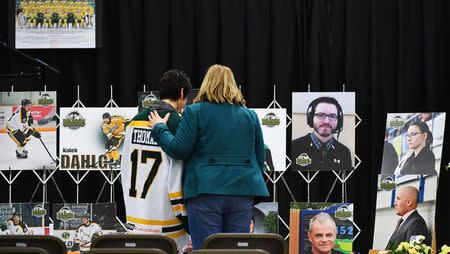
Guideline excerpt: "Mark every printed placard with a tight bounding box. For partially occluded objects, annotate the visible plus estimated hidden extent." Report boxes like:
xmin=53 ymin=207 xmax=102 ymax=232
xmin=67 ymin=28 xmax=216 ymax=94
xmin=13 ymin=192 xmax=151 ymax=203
xmin=0 ymin=203 xmax=50 ymax=235
xmin=291 ymin=92 xmax=355 ymax=171
xmin=251 ymin=108 xmax=287 ymax=171
xmin=0 ymin=91 xmax=57 ymax=170
xmin=15 ymin=0 xmax=97 ymax=48
xmin=290 ymin=202 xmax=354 ymax=254
xmin=52 ymin=203 xmax=116 ymax=253
xmin=381 ymin=112 xmax=446 ymax=176
xmin=59 ymin=107 xmax=137 ymax=170
xmin=373 ymin=174 xmax=436 ymax=249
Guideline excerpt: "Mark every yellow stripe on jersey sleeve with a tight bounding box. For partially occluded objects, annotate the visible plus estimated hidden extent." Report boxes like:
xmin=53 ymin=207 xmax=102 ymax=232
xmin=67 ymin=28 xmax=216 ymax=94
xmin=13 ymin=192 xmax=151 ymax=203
xmin=169 ymin=191 xmax=183 ymax=199
xmin=128 ymin=120 xmax=151 ymax=127
xmin=172 ymin=204 xmax=187 ymax=212
xmin=166 ymin=230 xmax=187 ymax=239
xmin=127 ymin=216 xmax=181 ymax=226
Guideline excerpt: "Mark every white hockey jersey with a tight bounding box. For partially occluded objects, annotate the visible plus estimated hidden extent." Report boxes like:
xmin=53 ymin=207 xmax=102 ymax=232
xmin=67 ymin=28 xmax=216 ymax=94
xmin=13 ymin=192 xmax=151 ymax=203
xmin=6 ymin=219 xmax=29 ymax=235
xmin=120 ymin=120 xmax=189 ymax=250
xmin=74 ymin=222 xmax=103 ymax=252
xmin=6 ymin=107 xmax=32 ymax=132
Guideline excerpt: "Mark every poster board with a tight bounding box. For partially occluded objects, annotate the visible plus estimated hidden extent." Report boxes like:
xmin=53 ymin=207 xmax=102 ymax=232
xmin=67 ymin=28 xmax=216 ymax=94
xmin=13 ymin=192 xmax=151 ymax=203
xmin=381 ymin=113 xmax=446 ymax=176
xmin=0 ymin=91 xmax=57 ymax=170
xmin=291 ymin=92 xmax=355 ymax=171
xmin=290 ymin=202 xmax=354 ymax=254
xmin=14 ymin=0 xmax=99 ymax=48
xmin=52 ymin=203 xmax=116 ymax=253
xmin=251 ymin=108 xmax=286 ymax=171
xmin=0 ymin=202 xmax=50 ymax=235
xmin=59 ymin=107 xmax=137 ymax=170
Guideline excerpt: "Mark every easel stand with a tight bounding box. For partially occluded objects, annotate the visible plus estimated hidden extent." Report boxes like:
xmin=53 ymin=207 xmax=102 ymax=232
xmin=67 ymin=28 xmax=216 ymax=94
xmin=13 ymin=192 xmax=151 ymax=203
xmin=293 ymin=84 xmax=363 ymax=242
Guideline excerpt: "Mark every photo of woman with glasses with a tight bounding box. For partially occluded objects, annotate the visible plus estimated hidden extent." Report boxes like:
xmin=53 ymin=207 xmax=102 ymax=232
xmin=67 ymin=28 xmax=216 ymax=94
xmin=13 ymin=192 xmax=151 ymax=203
xmin=395 ymin=121 xmax=437 ymax=175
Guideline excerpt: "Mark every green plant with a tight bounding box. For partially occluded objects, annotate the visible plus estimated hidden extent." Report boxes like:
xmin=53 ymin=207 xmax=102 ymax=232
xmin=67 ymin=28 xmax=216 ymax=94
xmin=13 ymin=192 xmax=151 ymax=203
xmin=262 ymin=211 xmax=278 ymax=234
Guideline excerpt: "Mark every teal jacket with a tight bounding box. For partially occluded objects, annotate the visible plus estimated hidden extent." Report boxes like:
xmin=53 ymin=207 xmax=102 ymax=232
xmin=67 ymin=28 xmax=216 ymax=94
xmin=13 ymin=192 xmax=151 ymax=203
xmin=151 ymin=102 xmax=269 ymax=199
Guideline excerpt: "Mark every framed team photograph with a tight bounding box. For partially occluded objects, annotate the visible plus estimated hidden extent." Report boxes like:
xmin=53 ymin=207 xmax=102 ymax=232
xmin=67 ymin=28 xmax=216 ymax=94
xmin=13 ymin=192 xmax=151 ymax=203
xmin=59 ymin=107 xmax=137 ymax=170
xmin=373 ymin=174 xmax=437 ymax=250
xmin=0 ymin=91 xmax=57 ymax=170
xmin=289 ymin=202 xmax=354 ymax=254
xmin=252 ymin=202 xmax=279 ymax=234
xmin=12 ymin=0 xmax=101 ymax=49
xmin=52 ymin=203 xmax=116 ymax=253
xmin=291 ymin=92 xmax=355 ymax=171
xmin=381 ymin=113 xmax=446 ymax=176
xmin=0 ymin=202 xmax=50 ymax=235
xmin=137 ymin=89 xmax=199 ymax=112
xmin=250 ymin=108 xmax=286 ymax=171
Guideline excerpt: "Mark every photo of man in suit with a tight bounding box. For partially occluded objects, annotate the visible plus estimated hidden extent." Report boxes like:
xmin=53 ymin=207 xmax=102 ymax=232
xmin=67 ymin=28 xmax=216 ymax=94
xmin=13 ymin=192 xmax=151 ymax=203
xmin=386 ymin=186 xmax=430 ymax=248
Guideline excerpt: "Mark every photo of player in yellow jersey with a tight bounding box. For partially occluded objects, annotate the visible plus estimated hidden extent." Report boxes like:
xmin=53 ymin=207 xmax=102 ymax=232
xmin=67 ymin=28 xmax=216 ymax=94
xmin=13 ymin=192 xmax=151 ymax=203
xmin=101 ymin=112 xmax=130 ymax=167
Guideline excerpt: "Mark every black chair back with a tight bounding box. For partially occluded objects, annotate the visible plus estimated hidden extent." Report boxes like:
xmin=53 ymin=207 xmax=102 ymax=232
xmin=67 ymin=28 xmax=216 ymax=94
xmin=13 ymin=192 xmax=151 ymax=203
xmin=91 ymin=234 xmax=177 ymax=254
xmin=202 ymin=233 xmax=288 ymax=254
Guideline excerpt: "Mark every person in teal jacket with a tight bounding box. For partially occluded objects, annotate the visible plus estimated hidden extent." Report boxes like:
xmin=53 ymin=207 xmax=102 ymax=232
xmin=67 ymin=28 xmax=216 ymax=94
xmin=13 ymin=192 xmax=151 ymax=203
xmin=149 ymin=64 xmax=269 ymax=249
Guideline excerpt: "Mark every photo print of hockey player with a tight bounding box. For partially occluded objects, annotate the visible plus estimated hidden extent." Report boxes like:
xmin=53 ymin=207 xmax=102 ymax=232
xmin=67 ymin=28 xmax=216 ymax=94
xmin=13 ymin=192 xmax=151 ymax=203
xmin=101 ymin=112 xmax=130 ymax=167
xmin=291 ymin=92 xmax=355 ymax=171
xmin=15 ymin=0 xmax=97 ymax=49
xmin=251 ymin=108 xmax=287 ymax=171
xmin=74 ymin=213 xmax=103 ymax=253
xmin=0 ymin=203 xmax=50 ymax=235
xmin=53 ymin=203 xmax=116 ymax=253
xmin=0 ymin=91 xmax=57 ymax=170
xmin=59 ymin=107 xmax=137 ymax=170
xmin=381 ymin=113 xmax=446 ymax=176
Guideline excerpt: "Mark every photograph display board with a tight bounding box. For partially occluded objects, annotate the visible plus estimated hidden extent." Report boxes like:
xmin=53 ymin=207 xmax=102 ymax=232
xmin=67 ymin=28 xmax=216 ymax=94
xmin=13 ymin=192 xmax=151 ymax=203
xmin=373 ymin=174 xmax=437 ymax=249
xmin=381 ymin=112 xmax=446 ymax=176
xmin=59 ymin=107 xmax=137 ymax=170
xmin=290 ymin=202 xmax=354 ymax=254
xmin=252 ymin=202 xmax=279 ymax=234
xmin=138 ymin=89 xmax=199 ymax=111
xmin=14 ymin=0 xmax=97 ymax=48
xmin=251 ymin=108 xmax=286 ymax=171
xmin=291 ymin=92 xmax=355 ymax=171
xmin=0 ymin=91 xmax=57 ymax=170
xmin=0 ymin=203 xmax=50 ymax=235
xmin=52 ymin=203 xmax=116 ymax=253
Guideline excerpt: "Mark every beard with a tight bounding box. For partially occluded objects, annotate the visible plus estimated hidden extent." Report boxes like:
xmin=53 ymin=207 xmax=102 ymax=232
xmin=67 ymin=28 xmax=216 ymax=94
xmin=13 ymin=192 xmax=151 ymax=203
xmin=314 ymin=123 xmax=336 ymax=138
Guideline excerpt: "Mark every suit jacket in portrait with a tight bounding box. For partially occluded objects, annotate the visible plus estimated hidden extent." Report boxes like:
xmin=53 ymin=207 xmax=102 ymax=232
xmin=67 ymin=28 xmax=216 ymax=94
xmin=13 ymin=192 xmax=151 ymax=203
xmin=387 ymin=210 xmax=430 ymax=248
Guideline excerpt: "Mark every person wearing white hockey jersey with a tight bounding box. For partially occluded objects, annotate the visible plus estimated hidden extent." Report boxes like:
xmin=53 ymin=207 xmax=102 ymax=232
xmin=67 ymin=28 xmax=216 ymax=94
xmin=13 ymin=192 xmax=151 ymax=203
xmin=6 ymin=99 xmax=41 ymax=159
xmin=73 ymin=213 xmax=102 ymax=253
xmin=121 ymin=69 xmax=192 ymax=251
xmin=4 ymin=213 xmax=32 ymax=235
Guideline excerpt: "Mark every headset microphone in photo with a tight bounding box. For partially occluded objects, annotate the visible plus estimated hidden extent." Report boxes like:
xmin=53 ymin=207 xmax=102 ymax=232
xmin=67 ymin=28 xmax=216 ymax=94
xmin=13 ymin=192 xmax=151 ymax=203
xmin=306 ymin=96 xmax=344 ymax=139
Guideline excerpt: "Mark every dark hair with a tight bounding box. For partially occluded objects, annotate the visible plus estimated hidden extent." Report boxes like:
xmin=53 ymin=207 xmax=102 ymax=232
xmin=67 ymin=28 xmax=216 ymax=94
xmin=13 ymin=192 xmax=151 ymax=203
xmin=408 ymin=121 xmax=433 ymax=147
xmin=306 ymin=97 xmax=343 ymax=133
xmin=159 ymin=70 xmax=192 ymax=101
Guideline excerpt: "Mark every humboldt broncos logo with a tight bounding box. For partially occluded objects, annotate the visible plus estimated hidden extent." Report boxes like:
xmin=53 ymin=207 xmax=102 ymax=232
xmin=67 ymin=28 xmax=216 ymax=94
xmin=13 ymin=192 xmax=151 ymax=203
xmin=142 ymin=93 xmax=158 ymax=108
xmin=262 ymin=113 xmax=280 ymax=127
xmin=56 ymin=206 xmax=74 ymax=222
xmin=63 ymin=111 xmax=86 ymax=129
xmin=296 ymin=153 xmax=311 ymax=166
xmin=335 ymin=205 xmax=352 ymax=220
xmin=38 ymin=93 xmax=54 ymax=106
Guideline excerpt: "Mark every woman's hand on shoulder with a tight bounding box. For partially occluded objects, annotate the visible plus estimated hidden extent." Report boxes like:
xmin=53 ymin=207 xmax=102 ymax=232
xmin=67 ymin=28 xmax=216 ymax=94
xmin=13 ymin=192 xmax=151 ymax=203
xmin=147 ymin=111 xmax=170 ymax=128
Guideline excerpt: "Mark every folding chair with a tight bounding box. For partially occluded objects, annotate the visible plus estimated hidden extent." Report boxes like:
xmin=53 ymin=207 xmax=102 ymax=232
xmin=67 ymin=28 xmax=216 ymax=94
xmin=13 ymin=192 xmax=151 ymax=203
xmin=88 ymin=248 xmax=167 ymax=254
xmin=0 ymin=247 xmax=49 ymax=254
xmin=0 ymin=235 xmax=66 ymax=254
xmin=191 ymin=249 xmax=269 ymax=254
xmin=91 ymin=234 xmax=177 ymax=254
xmin=202 ymin=233 xmax=288 ymax=254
